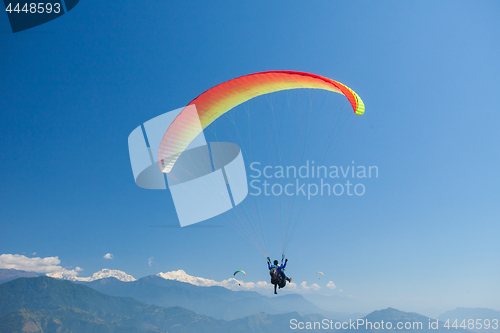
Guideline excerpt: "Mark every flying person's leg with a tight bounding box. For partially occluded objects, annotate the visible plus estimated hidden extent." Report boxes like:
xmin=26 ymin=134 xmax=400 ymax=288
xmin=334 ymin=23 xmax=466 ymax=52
xmin=281 ymin=270 xmax=292 ymax=283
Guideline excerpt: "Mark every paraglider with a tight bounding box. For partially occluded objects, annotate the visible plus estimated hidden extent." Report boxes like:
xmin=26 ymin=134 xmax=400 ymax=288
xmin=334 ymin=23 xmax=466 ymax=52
xmin=267 ymin=256 xmax=292 ymax=295
xmin=156 ymin=70 xmax=365 ymax=266
xmin=317 ymin=271 xmax=324 ymax=280
xmin=234 ymin=270 xmax=246 ymax=286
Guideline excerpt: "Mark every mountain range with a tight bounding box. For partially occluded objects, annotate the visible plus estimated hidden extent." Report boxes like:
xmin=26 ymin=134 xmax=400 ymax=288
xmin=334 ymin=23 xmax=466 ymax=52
xmin=0 ymin=269 xmax=41 ymax=284
xmin=79 ymin=275 xmax=325 ymax=320
xmin=0 ymin=276 xmax=326 ymax=332
xmin=439 ymin=308 xmax=500 ymax=333
xmin=1 ymin=268 xmax=498 ymax=333
xmin=47 ymin=268 xmax=136 ymax=282
xmin=1 ymin=267 xmax=355 ymax=320
xmin=338 ymin=307 xmax=472 ymax=333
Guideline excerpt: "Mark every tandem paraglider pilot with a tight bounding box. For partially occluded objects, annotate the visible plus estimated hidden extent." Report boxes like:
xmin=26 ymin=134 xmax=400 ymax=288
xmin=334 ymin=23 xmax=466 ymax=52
xmin=267 ymin=257 xmax=292 ymax=294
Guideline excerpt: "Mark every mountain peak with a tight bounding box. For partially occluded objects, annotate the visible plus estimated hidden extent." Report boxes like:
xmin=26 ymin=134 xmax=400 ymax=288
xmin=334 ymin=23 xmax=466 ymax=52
xmin=157 ymin=269 xmax=269 ymax=291
xmin=157 ymin=269 xmax=229 ymax=287
xmin=48 ymin=268 xmax=136 ymax=282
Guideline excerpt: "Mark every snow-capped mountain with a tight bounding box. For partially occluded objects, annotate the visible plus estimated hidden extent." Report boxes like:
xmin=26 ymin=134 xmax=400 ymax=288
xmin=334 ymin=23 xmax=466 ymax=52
xmin=157 ymin=269 xmax=273 ymax=291
xmin=48 ymin=268 xmax=136 ymax=282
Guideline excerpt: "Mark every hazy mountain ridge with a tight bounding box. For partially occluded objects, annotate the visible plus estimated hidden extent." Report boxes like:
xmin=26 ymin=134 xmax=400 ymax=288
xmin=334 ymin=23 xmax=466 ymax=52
xmin=302 ymin=293 xmax=365 ymax=318
xmin=2 ymin=269 xmax=498 ymax=333
xmin=79 ymin=275 xmax=324 ymax=320
xmin=0 ymin=276 xmax=326 ymax=332
xmin=0 ymin=269 xmax=40 ymax=284
xmin=0 ymin=268 xmax=333 ymax=320
xmin=337 ymin=307 xmax=473 ymax=333
xmin=439 ymin=308 xmax=500 ymax=333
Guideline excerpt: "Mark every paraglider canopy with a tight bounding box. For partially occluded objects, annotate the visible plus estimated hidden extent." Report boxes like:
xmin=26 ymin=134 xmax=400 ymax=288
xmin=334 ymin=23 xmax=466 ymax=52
xmin=156 ymin=70 xmax=365 ymax=258
xmin=158 ymin=71 xmax=365 ymax=174
xmin=233 ymin=270 xmax=246 ymax=276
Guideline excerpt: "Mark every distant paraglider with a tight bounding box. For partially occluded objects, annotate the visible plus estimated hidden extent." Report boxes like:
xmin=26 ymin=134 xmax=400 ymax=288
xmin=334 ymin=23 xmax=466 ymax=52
xmin=234 ymin=270 xmax=246 ymax=286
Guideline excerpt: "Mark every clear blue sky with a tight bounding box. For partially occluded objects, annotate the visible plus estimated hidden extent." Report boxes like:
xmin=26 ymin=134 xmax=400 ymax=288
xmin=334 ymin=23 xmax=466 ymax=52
xmin=1 ymin=0 xmax=499 ymax=315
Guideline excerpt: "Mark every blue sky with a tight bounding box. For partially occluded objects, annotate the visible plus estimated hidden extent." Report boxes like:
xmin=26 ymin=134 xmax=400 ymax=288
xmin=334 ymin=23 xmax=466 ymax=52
xmin=1 ymin=0 xmax=499 ymax=315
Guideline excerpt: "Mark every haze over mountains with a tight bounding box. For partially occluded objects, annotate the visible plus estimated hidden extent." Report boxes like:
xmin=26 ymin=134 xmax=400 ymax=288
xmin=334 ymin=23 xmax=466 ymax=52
xmin=1 ymin=267 xmax=359 ymax=320
xmin=1 ymin=268 xmax=498 ymax=333
xmin=0 ymin=269 xmax=40 ymax=284
xmin=439 ymin=308 xmax=500 ymax=333
xmin=338 ymin=308 xmax=471 ymax=333
xmin=1 ymin=275 xmax=494 ymax=333
xmin=0 ymin=276 xmax=326 ymax=333
xmin=80 ymin=275 xmax=324 ymax=320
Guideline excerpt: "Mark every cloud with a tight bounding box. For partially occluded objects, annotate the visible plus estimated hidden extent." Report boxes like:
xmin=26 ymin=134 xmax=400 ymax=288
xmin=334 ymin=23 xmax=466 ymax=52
xmin=157 ymin=270 xmax=272 ymax=292
xmin=46 ymin=268 xmax=81 ymax=279
xmin=0 ymin=254 xmax=135 ymax=283
xmin=103 ymin=253 xmax=113 ymax=259
xmin=1 ymin=254 xmax=62 ymax=273
xmin=300 ymin=281 xmax=321 ymax=291
xmin=0 ymin=254 xmax=81 ymax=278
xmin=148 ymin=257 xmax=154 ymax=267
xmin=326 ymin=281 xmax=336 ymax=289
xmin=32 ymin=252 xmax=36 ymax=255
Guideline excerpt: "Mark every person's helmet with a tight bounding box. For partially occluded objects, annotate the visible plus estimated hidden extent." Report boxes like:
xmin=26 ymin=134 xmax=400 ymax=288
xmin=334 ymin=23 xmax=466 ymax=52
xmin=274 ymin=260 xmax=279 ymax=265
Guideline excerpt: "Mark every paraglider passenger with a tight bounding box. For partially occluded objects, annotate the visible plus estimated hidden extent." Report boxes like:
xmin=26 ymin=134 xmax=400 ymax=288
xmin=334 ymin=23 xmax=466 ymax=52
xmin=267 ymin=257 xmax=292 ymax=294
